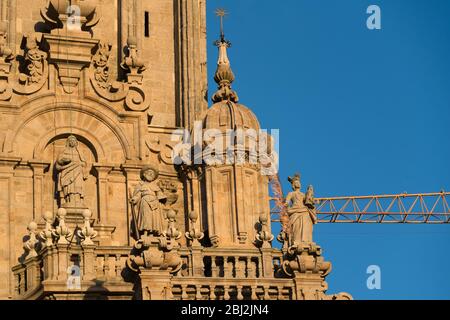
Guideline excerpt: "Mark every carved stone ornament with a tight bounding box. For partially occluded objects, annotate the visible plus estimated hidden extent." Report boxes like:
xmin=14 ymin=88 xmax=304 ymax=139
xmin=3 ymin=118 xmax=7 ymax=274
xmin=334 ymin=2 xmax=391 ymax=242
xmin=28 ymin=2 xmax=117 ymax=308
xmin=185 ymin=211 xmax=204 ymax=246
xmin=54 ymin=208 xmax=73 ymax=244
xmin=39 ymin=211 xmax=57 ymax=247
xmin=0 ymin=22 xmax=15 ymax=101
xmin=89 ymin=40 xmax=149 ymax=112
xmin=40 ymin=0 xmax=100 ymax=34
xmin=23 ymin=222 xmax=40 ymax=260
xmin=77 ymin=209 xmax=98 ymax=245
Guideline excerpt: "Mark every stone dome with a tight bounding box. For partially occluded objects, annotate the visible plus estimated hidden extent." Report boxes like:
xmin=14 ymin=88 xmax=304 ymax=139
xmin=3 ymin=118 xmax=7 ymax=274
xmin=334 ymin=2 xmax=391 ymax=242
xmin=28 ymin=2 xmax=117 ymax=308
xmin=203 ymin=100 xmax=260 ymax=132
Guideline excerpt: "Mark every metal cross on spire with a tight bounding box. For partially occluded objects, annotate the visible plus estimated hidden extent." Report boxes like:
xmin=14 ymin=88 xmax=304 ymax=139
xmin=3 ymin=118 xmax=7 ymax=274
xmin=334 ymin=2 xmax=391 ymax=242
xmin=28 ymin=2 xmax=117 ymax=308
xmin=214 ymin=8 xmax=232 ymax=47
xmin=215 ymin=8 xmax=228 ymax=41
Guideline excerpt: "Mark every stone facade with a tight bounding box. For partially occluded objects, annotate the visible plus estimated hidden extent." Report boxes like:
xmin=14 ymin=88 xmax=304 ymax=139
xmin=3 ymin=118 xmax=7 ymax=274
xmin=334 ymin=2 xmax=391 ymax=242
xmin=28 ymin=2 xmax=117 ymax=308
xmin=0 ymin=0 xmax=350 ymax=300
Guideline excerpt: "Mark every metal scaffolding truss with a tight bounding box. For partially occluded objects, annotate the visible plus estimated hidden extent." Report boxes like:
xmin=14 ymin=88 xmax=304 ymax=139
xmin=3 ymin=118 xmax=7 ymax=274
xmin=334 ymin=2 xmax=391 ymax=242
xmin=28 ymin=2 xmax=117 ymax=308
xmin=269 ymin=176 xmax=450 ymax=224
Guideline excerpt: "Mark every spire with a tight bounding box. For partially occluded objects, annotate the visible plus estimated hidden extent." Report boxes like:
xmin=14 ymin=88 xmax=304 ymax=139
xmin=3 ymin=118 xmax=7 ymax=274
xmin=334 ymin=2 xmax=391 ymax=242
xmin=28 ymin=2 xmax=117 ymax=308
xmin=212 ymin=9 xmax=239 ymax=103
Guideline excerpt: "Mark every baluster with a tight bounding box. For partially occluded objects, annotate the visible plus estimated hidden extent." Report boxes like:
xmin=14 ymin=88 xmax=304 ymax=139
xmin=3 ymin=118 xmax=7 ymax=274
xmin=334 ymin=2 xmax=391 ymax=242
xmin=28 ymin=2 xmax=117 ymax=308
xmin=257 ymin=257 xmax=263 ymax=278
xmin=223 ymin=257 xmax=229 ymax=278
xmin=251 ymin=285 xmax=258 ymax=300
xmin=211 ymin=256 xmax=217 ymax=277
xmin=94 ymin=256 xmax=99 ymax=277
xmin=181 ymin=284 xmax=189 ymax=300
xmin=245 ymin=257 xmax=250 ymax=278
xmin=195 ymin=285 xmax=203 ymax=300
xmin=104 ymin=254 xmax=110 ymax=278
xmin=237 ymin=285 xmax=244 ymax=300
xmin=277 ymin=286 xmax=284 ymax=300
xmin=224 ymin=285 xmax=230 ymax=300
xmin=234 ymin=256 xmax=242 ymax=278
xmin=19 ymin=271 xmax=26 ymax=294
xmin=209 ymin=285 xmax=216 ymax=300
xmin=14 ymin=274 xmax=19 ymax=297
xmin=263 ymin=285 xmax=271 ymax=300
xmin=248 ymin=257 xmax=256 ymax=278
xmin=115 ymin=254 xmax=123 ymax=279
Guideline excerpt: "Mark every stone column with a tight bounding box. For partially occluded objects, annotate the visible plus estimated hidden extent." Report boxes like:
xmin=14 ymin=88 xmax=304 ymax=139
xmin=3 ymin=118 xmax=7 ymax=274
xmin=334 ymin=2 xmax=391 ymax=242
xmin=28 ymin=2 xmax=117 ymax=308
xmin=93 ymin=164 xmax=113 ymax=223
xmin=0 ymin=157 xmax=20 ymax=299
xmin=29 ymin=160 xmax=50 ymax=221
xmin=175 ymin=0 xmax=208 ymax=128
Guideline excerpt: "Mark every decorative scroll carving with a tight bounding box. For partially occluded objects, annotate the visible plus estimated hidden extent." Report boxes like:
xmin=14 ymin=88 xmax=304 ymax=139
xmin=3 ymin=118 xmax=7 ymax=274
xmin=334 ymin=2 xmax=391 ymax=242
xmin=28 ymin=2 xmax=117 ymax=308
xmin=13 ymin=34 xmax=48 ymax=95
xmin=92 ymin=42 xmax=112 ymax=89
xmin=145 ymin=136 xmax=178 ymax=165
xmin=89 ymin=41 xmax=149 ymax=112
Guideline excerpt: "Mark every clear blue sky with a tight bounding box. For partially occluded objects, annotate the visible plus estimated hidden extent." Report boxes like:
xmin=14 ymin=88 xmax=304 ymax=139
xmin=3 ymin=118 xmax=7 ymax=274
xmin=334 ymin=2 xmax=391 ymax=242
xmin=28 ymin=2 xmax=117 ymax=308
xmin=206 ymin=0 xmax=450 ymax=299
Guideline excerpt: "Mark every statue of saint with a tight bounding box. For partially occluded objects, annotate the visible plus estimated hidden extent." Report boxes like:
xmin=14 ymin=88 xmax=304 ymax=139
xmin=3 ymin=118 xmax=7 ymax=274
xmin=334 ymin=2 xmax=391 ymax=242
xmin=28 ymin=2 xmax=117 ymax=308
xmin=55 ymin=135 xmax=88 ymax=206
xmin=286 ymin=174 xmax=318 ymax=247
xmin=130 ymin=166 xmax=167 ymax=237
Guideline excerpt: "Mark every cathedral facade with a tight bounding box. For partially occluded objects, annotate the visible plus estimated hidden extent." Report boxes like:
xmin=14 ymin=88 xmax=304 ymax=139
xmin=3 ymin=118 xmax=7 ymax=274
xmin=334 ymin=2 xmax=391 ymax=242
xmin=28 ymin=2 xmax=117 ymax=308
xmin=0 ymin=0 xmax=350 ymax=300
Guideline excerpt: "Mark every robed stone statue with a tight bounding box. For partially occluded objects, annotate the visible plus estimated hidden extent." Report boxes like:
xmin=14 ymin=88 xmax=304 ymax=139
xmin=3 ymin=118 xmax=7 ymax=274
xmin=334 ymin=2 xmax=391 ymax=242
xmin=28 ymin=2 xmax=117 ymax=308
xmin=130 ymin=166 xmax=167 ymax=237
xmin=55 ymin=135 xmax=88 ymax=207
xmin=286 ymin=173 xmax=318 ymax=247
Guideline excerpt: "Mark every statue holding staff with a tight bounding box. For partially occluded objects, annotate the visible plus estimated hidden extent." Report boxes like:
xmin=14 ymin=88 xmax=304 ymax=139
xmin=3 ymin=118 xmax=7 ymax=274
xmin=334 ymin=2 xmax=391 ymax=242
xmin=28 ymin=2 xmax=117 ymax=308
xmin=130 ymin=166 xmax=167 ymax=237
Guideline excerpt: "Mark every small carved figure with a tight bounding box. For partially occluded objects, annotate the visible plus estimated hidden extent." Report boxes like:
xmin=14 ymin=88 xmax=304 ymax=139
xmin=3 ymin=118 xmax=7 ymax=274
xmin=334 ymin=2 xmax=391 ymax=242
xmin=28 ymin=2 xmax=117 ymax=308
xmin=130 ymin=166 xmax=167 ymax=237
xmin=55 ymin=135 xmax=88 ymax=206
xmin=286 ymin=174 xmax=317 ymax=247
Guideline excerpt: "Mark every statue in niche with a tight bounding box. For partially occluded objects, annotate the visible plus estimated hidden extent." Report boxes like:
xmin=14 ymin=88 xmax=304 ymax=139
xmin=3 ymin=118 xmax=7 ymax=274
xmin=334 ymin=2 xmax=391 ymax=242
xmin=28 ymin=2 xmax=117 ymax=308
xmin=55 ymin=135 xmax=88 ymax=207
xmin=130 ymin=166 xmax=167 ymax=237
xmin=286 ymin=174 xmax=317 ymax=247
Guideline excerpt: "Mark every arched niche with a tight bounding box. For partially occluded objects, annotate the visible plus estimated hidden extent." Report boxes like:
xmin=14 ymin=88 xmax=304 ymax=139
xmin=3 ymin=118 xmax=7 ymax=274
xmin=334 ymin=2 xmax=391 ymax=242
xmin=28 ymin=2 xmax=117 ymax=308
xmin=4 ymin=102 xmax=133 ymax=163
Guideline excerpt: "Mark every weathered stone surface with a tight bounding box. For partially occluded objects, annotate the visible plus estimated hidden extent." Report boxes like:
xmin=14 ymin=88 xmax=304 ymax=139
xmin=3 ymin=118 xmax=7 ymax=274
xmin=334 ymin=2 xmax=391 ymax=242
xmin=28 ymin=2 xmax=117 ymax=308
xmin=0 ymin=0 xmax=350 ymax=300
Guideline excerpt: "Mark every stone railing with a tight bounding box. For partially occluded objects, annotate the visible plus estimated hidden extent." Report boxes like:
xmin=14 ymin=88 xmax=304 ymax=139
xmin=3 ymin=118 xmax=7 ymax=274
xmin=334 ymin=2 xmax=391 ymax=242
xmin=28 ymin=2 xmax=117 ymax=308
xmin=172 ymin=278 xmax=295 ymax=300
xmin=11 ymin=257 xmax=43 ymax=300
xmin=177 ymin=247 xmax=283 ymax=279
xmin=12 ymin=245 xmax=134 ymax=300
xmin=171 ymin=247 xmax=293 ymax=300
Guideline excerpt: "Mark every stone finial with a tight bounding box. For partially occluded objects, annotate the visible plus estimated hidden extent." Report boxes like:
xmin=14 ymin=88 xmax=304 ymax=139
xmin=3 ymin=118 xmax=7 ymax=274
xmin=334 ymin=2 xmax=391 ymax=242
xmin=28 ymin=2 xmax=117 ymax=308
xmin=185 ymin=211 xmax=204 ymax=246
xmin=211 ymin=37 xmax=239 ymax=103
xmin=54 ymin=208 xmax=73 ymax=244
xmin=255 ymin=213 xmax=274 ymax=248
xmin=41 ymin=0 xmax=100 ymax=32
xmin=77 ymin=209 xmax=97 ymax=245
xmin=121 ymin=37 xmax=147 ymax=85
xmin=39 ymin=211 xmax=56 ymax=247
xmin=164 ymin=209 xmax=181 ymax=241
xmin=23 ymin=221 xmax=39 ymax=259
xmin=211 ymin=9 xmax=238 ymax=103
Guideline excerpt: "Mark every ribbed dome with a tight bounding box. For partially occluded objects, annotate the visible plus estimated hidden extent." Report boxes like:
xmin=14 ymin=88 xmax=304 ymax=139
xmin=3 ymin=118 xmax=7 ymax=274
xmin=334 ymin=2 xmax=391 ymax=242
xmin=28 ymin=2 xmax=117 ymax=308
xmin=203 ymin=101 xmax=260 ymax=132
